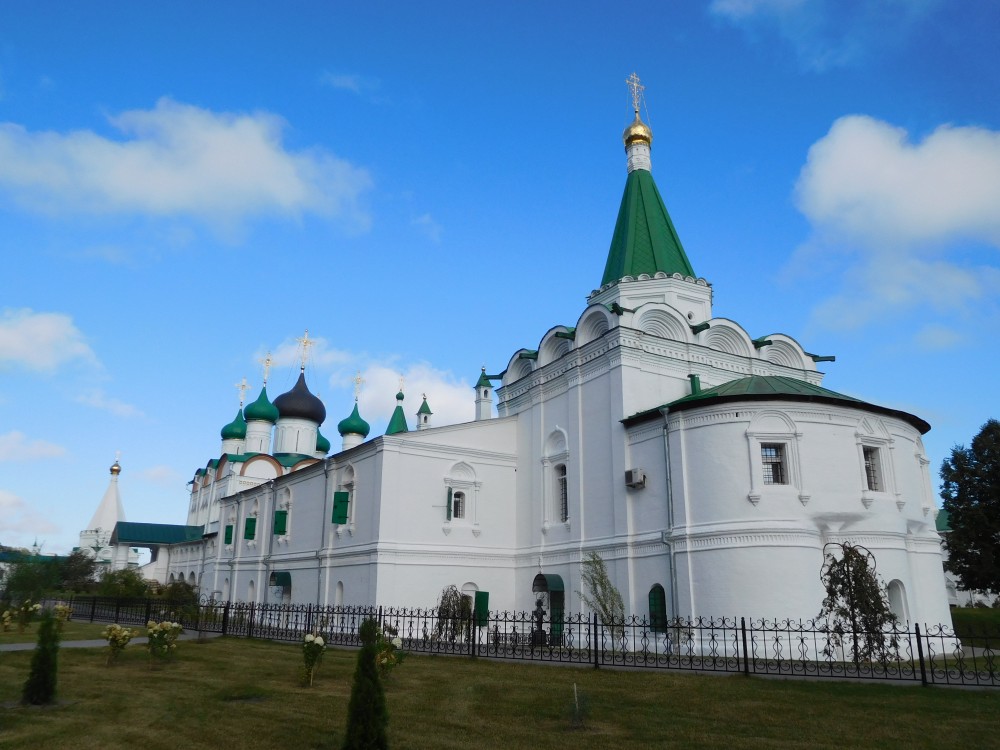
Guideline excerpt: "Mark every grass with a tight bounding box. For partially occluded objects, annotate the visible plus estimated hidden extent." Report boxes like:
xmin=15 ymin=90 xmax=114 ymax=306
xmin=0 ymin=637 xmax=997 ymax=749
xmin=0 ymin=621 xmax=110 ymax=644
xmin=950 ymin=607 xmax=1000 ymax=637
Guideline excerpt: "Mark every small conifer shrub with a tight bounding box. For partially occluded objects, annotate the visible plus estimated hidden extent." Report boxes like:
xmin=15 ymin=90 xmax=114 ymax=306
xmin=22 ymin=609 xmax=60 ymax=705
xmin=341 ymin=618 xmax=388 ymax=750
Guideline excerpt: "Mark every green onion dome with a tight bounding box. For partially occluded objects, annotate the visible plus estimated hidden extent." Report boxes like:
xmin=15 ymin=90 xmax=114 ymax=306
xmin=316 ymin=428 xmax=331 ymax=454
xmin=274 ymin=372 xmax=327 ymax=424
xmin=244 ymin=386 xmax=279 ymax=423
xmin=337 ymin=402 xmax=371 ymax=438
xmin=220 ymin=409 xmax=247 ymax=440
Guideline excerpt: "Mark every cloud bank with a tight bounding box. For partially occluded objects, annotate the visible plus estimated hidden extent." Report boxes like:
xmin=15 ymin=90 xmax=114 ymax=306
xmin=0 ymin=309 xmax=97 ymax=371
xmin=0 ymin=98 xmax=373 ymax=232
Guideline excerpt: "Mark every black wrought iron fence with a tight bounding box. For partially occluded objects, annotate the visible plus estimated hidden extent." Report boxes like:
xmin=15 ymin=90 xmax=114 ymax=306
xmin=66 ymin=597 xmax=997 ymax=688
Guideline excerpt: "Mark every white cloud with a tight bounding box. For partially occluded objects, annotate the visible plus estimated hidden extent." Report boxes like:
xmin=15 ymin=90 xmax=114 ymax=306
xmin=412 ymin=213 xmax=443 ymax=243
xmin=0 ymin=431 xmax=65 ymax=461
xmin=0 ymin=489 xmax=58 ymax=536
xmin=797 ymin=116 xmax=1000 ymax=247
xmin=264 ymin=333 xmax=355 ymax=373
xmin=76 ymin=389 xmax=145 ymax=418
xmin=356 ymin=362 xmax=473 ymax=428
xmin=710 ymin=0 xmax=939 ymax=71
xmin=139 ymin=464 xmax=184 ymax=486
xmin=0 ymin=98 xmax=373 ymax=232
xmin=319 ymin=72 xmax=383 ymax=101
xmin=793 ymin=116 xmax=1000 ymax=332
xmin=914 ymin=324 xmax=967 ymax=351
xmin=0 ymin=308 xmax=97 ymax=371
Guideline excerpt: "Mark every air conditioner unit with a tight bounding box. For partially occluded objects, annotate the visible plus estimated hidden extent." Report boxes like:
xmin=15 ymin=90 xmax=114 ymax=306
xmin=625 ymin=468 xmax=646 ymax=489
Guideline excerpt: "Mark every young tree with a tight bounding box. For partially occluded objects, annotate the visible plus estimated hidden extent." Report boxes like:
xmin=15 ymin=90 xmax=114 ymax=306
xmin=98 ymin=568 xmax=149 ymax=599
xmin=2 ymin=557 xmax=61 ymax=603
xmin=577 ymin=552 xmax=625 ymax=630
xmin=341 ymin=618 xmax=388 ymax=750
xmin=59 ymin=550 xmax=97 ymax=592
xmin=940 ymin=418 xmax=1000 ymax=594
xmin=22 ymin=609 xmax=61 ymax=705
xmin=818 ymin=543 xmax=898 ymax=663
xmin=435 ymin=584 xmax=471 ymax=642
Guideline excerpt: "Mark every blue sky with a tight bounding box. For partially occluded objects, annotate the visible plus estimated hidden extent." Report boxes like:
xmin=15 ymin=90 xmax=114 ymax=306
xmin=1 ymin=0 xmax=998 ymax=555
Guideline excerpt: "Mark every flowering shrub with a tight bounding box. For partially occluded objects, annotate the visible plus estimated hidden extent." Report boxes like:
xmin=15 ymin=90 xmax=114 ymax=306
xmin=302 ymin=632 xmax=326 ymax=686
xmin=1 ymin=609 xmax=13 ymax=632
xmin=374 ymin=623 xmax=405 ymax=679
xmin=15 ymin=600 xmax=43 ymax=633
xmin=146 ymin=620 xmax=183 ymax=662
xmin=53 ymin=604 xmax=72 ymax=632
xmin=103 ymin=624 xmax=134 ymax=665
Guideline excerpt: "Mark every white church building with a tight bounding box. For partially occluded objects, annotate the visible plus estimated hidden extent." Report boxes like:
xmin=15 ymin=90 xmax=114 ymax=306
xmin=101 ymin=83 xmax=952 ymax=627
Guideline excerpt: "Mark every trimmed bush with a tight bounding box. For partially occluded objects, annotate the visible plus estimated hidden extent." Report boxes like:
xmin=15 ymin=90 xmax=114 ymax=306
xmin=341 ymin=618 xmax=388 ymax=750
xmin=22 ymin=609 xmax=60 ymax=705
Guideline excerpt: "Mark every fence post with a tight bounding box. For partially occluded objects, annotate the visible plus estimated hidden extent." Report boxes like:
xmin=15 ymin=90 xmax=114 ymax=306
xmin=593 ymin=612 xmax=600 ymax=669
xmin=114 ymin=597 xmax=121 ymax=624
xmin=145 ymin=598 xmax=152 ymax=625
xmin=222 ymin=602 xmax=230 ymax=636
xmin=306 ymin=603 xmax=313 ymax=636
xmin=914 ymin=623 xmax=928 ymax=687
xmin=247 ymin=602 xmax=255 ymax=640
xmin=89 ymin=596 xmax=97 ymax=623
xmin=741 ymin=617 xmax=750 ymax=676
xmin=378 ymin=605 xmax=384 ymax=630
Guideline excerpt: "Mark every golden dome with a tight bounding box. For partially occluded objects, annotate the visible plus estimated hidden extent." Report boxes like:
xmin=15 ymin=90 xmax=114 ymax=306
xmin=110 ymin=460 xmax=121 ymax=476
xmin=622 ymin=111 xmax=652 ymax=148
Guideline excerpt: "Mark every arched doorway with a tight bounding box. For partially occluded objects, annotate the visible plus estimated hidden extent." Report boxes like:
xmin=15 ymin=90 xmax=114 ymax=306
xmin=887 ymin=580 xmax=909 ymax=623
xmin=532 ymin=573 xmax=565 ymax=645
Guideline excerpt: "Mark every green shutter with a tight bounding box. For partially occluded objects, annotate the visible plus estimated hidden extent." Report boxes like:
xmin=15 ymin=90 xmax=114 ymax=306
xmin=332 ymin=491 xmax=350 ymax=524
xmin=224 ymin=525 xmax=233 ymax=545
xmin=474 ymin=590 xmax=490 ymax=627
xmin=446 ymin=487 xmax=453 ymax=521
xmin=243 ymin=517 xmax=256 ymax=540
xmin=273 ymin=510 xmax=288 ymax=535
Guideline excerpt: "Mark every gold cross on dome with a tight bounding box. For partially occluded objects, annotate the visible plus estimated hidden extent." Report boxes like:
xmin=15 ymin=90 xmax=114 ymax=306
xmin=353 ymin=370 xmax=364 ymax=401
xmin=626 ymin=72 xmax=644 ymax=113
xmin=258 ymin=352 xmax=273 ymax=384
xmin=235 ymin=377 xmax=249 ymax=406
xmin=398 ymin=376 xmax=405 ymax=394
xmin=296 ymin=330 xmax=314 ymax=371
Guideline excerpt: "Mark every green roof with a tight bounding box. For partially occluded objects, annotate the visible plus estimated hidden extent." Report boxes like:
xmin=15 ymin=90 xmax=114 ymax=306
xmin=337 ymin=402 xmax=371 ymax=438
xmin=601 ymin=168 xmax=694 ymax=286
xmin=111 ymin=522 xmax=204 ymax=545
xmin=622 ymin=375 xmax=930 ymax=434
xmin=245 ymin=386 xmax=279 ymax=423
xmin=272 ymin=452 xmax=316 ymax=467
xmin=417 ymin=397 xmax=432 ymax=415
xmin=316 ymin=429 xmax=331 ymax=453
xmin=220 ymin=408 xmax=247 ymax=440
xmin=476 ymin=369 xmax=492 ymax=388
xmin=935 ymin=508 xmax=950 ymax=532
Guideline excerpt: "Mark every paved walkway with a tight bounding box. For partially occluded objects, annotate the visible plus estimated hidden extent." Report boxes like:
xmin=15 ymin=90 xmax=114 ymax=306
xmin=0 ymin=631 xmax=221 ymax=652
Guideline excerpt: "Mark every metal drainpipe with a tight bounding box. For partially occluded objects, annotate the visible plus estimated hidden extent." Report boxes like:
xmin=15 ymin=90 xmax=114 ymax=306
xmin=263 ymin=479 xmax=276 ymax=604
xmin=661 ymin=410 xmax=679 ymax=620
xmin=317 ymin=460 xmax=331 ymax=604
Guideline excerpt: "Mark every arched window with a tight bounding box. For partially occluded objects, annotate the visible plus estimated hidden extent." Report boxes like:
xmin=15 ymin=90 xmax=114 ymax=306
xmin=649 ymin=584 xmax=667 ymax=632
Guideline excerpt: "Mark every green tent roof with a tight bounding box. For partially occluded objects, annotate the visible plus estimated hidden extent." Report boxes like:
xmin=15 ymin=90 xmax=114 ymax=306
xmin=386 ymin=404 xmax=409 ymax=435
xmin=601 ymin=168 xmax=694 ymax=286
xmin=111 ymin=522 xmax=204 ymax=545
xmin=417 ymin=397 xmax=432 ymax=415
xmin=622 ymin=375 xmax=930 ymax=434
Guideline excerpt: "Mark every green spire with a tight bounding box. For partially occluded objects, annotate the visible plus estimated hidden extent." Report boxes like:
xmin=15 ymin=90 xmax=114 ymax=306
xmin=601 ymin=165 xmax=694 ymax=286
xmin=386 ymin=391 xmax=409 ymax=435
xmin=417 ymin=396 xmax=432 ymax=415
xmin=475 ymin=368 xmax=492 ymax=388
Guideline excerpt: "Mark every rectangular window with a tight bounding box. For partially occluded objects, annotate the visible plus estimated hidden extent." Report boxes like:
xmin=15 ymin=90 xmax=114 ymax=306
xmin=243 ymin=517 xmax=256 ymax=540
xmin=273 ymin=510 xmax=288 ymax=535
xmin=863 ymin=446 xmax=881 ymax=491
xmin=453 ymin=491 xmax=465 ymax=520
xmin=224 ymin=524 xmax=233 ymax=545
xmin=761 ymin=444 xmax=786 ymax=485
xmin=332 ymin=491 xmax=350 ymax=524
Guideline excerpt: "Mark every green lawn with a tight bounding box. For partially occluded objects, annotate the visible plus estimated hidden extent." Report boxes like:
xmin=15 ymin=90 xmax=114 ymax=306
xmin=1 ymin=637 xmax=996 ymax=749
